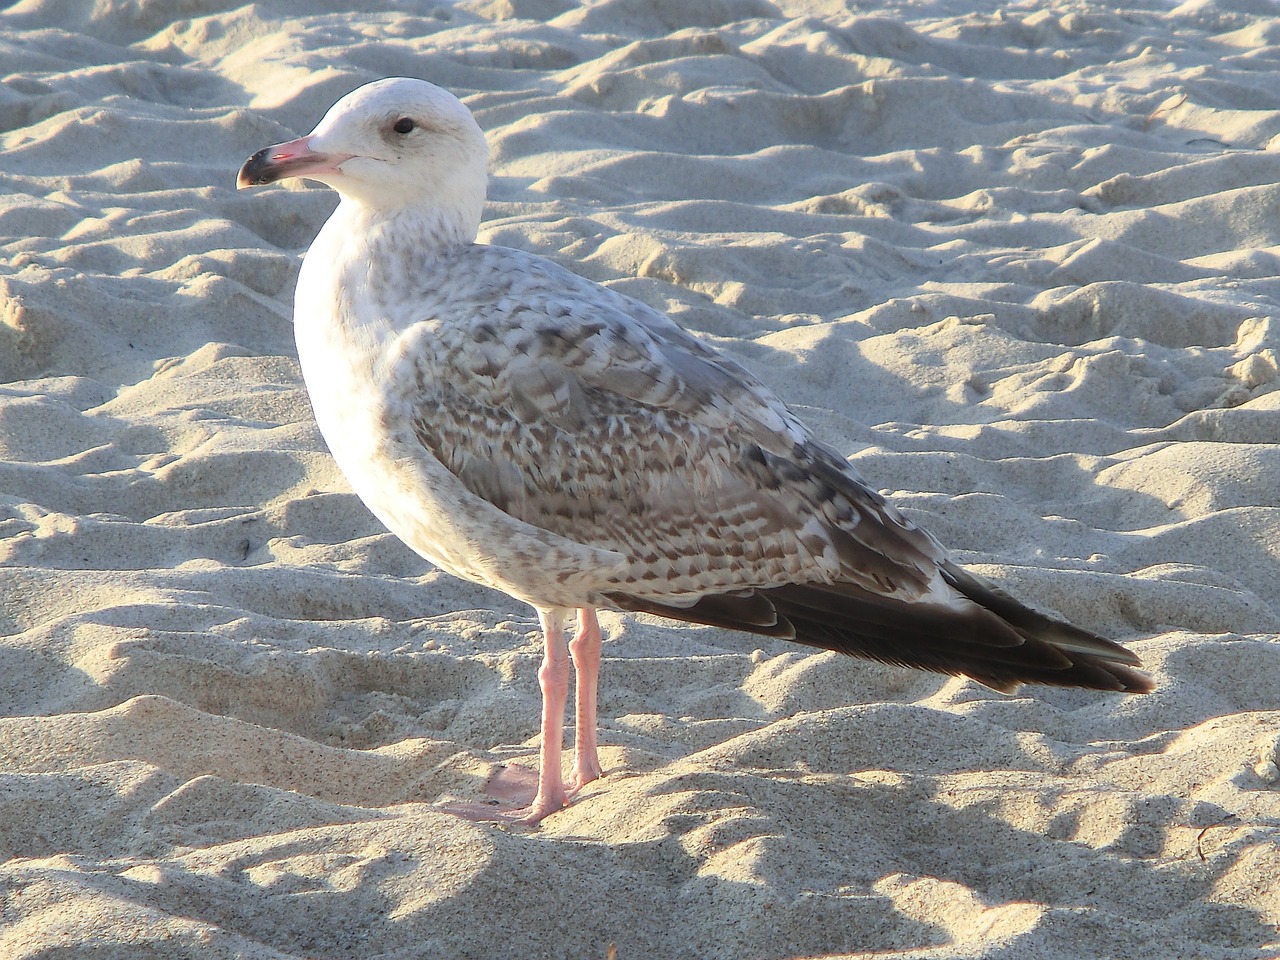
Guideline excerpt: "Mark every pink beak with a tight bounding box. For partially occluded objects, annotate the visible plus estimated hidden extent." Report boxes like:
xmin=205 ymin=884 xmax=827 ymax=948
xmin=236 ymin=135 xmax=353 ymax=188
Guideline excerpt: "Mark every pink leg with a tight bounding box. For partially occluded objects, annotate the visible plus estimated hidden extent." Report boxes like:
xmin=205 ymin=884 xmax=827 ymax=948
xmin=569 ymin=607 xmax=603 ymax=790
xmin=515 ymin=607 xmax=572 ymax=823
xmin=440 ymin=607 xmax=602 ymax=826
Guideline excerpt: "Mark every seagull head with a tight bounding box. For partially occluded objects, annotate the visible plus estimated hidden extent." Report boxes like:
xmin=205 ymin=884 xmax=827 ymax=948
xmin=237 ymin=78 xmax=489 ymax=229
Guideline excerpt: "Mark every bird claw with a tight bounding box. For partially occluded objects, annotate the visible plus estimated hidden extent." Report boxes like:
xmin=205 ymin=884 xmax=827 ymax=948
xmin=435 ymin=761 xmax=603 ymax=826
xmin=435 ymin=763 xmax=567 ymax=826
xmin=436 ymin=797 xmax=561 ymax=827
xmin=567 ymin=765 xmax=602 ymax=794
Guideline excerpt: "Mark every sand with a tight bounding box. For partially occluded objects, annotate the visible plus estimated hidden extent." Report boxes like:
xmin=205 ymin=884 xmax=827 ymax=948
xmin=2 ymin=0 xmax=1279 ymax=957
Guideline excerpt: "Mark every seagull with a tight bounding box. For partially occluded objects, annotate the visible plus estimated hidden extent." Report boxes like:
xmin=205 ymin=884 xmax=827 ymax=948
xmin=238 ymin=77 xmax=1152 ymax=825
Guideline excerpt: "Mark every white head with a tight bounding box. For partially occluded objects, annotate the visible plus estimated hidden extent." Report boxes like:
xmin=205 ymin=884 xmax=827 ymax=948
xmin=238 ymin=78 xmax=489 ymax=239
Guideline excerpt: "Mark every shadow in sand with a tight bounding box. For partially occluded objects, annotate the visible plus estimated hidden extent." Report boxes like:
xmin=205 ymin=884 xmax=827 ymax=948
xmin=50 ymin=761 xmax=1275 ymax=960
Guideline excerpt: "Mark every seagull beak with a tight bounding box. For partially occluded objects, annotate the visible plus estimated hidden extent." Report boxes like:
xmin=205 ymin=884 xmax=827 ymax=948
xmin=236 ymin=135 xmax=354 ymax=189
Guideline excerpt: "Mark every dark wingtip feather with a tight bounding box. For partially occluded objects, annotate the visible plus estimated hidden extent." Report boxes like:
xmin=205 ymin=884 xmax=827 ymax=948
xmin=606 ymin=591 xmax=798 ymax=639
xmin=609 ymin=567 xmax=1153 ymax=695
xmin=938 ymin=563 xmax=1153 ymax=691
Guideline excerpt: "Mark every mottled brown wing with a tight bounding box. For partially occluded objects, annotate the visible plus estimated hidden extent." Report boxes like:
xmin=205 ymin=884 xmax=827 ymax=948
xmin=381 ymin=246 xmax=1151 ymax=695
xmin=389 ymin=246 xmax=946 ymax=604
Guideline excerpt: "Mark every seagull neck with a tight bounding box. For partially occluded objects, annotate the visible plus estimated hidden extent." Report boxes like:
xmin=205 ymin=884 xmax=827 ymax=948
xmin=299 ymin=198 xmax=481 ymax=361
xmin=340 ymin=198 xmax=477 ymax=264
xmin=307 ymin=199 xmax=480 ymax=329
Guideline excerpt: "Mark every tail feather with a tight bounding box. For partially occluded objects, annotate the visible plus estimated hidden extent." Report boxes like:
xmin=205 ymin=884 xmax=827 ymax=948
xmin=940 ymin=562 xmax=1142 ymax=664
xmin=606 ymin=568 xmax=1153 ymax=695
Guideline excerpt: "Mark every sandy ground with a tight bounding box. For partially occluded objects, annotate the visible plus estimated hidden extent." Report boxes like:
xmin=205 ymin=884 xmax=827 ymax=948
xmin=2 ymin=0 xmax=1280 ymax=957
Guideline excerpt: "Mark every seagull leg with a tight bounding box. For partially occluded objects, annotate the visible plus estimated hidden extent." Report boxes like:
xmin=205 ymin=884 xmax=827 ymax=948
xmin=568 ymin=607 xmax=603 ymax=790
xmin=438 ymin=607 xmax=573 ymax=825
xmin=518 ymin=607 xmax=573 ymax=823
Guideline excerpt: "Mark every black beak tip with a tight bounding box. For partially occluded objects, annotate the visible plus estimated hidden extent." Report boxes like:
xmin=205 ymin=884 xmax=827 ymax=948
xmin=237 ymin=147 xmax=276 ymax=189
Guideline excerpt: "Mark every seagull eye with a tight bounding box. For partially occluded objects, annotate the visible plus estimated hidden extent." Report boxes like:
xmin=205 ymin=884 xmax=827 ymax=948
xmin=393 ymin=117 xmax=416 ymax=135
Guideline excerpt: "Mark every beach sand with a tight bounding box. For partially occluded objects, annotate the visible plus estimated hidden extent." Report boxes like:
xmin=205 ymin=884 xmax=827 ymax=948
xmin=2 ymin=0 xmax=1280 ymax=956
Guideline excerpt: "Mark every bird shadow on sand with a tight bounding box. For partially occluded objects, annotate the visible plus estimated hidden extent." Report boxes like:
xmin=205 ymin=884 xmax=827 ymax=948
xmin=42 ymin=764 xmax=1274 ymax=960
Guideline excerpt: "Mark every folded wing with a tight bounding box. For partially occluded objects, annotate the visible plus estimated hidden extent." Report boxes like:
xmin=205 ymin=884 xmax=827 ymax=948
xmin=389 ymin=245 xmax=1151 ymax=693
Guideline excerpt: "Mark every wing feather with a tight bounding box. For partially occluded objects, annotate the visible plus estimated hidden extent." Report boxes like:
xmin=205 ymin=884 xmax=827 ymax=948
xmin=388 ymin=244 xmax=942 ymax=603
xmin=375 ymin=243 xmax=1150 ymax=694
